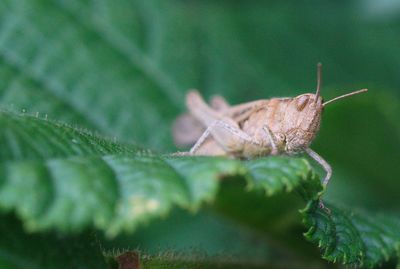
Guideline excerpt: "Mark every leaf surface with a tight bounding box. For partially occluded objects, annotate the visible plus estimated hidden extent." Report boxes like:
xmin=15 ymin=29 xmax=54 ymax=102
xmin=0 ymin=110 xmax=319 ymax=237
xmin=1 ymin=110 xmax=400 ymax=269
xmin=303 ymin=203 xmax=400 ymax=268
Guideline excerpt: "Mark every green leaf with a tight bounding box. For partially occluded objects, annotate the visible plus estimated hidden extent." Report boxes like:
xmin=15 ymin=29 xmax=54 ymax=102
xmin=0 ymin=0 xmax=185 ymax=150
xmin=0 ymin=214 xmax=107 ymax=269
xmin=303 ymin=202 xmax=400 ymax=268
xmin=2 ymin=0 xmax=400 ymax=152
xmin=2 ymin=109 xmax=400 ymax=268
xmin=0 ymin=110 xmax=321 ymax=238
xmin=313 ymin=91 xmax=400 ymax=209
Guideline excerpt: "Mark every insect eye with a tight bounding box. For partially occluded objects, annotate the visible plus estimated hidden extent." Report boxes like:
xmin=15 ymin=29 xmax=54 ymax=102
xmin=295 ymin=95 xmax=309 ymax=111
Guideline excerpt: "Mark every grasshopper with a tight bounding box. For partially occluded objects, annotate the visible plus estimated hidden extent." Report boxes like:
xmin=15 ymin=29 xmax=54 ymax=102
xmin=173 ymin=64 xmax=367 ymax=208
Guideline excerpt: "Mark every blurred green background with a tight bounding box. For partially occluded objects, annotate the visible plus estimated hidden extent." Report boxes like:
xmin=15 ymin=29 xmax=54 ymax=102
xmin=0 ymin=0 xmax=399 ymax=267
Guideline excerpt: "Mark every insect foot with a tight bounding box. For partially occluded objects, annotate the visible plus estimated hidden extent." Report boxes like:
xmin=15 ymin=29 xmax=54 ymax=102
xmin=318 ymin=200 xmax=331 ymax=214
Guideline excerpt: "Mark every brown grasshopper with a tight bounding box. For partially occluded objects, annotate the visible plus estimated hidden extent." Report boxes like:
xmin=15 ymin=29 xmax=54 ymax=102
xmin=173 ymin=64 xmax=367 ymax=207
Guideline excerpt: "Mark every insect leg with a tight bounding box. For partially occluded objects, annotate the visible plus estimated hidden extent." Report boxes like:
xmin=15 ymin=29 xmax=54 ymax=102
xmin=186 ymin=90 xmax=226 ymax=127
xmin=190 ymin=120 xmax=261 ymax=155
xmin=189 ymin=122 xmax=214 ymax=154
xmin=262 ymin=125 xmax=278 ymax=155
xmin=210 ymin=95 xmax=230 ymax=111
xmin=173 ymin=94 xmax=232 ymax=147
xmin=305 ymin=148 xmax=332 ymax=211
xmin=305 ymin=148 xmax=332 ymax=186
xmin=186 ymin=91 xmax=256 ymax=155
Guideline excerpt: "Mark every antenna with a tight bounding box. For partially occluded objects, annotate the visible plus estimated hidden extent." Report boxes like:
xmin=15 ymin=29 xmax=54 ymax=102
xmin=315 ymin=63 xmax=322 ymax=102
xmin=323 ymin=89 xmax=368 ymax=106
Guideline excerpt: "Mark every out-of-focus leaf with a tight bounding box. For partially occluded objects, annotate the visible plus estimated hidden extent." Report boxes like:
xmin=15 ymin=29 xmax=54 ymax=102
xmin=1 ymin=0 xmax=400 ymax=152
xmin=312 ymin=91 xmax=400 ymax=209
xmin=0 ymin=214 xmax=107 ymax=269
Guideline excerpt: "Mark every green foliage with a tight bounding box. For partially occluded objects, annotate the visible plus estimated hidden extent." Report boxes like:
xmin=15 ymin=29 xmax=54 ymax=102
xmin=0 ymin=0 xmax=399 ymax=268
xmin=0 ymin=214 xmax=107 ymax=269
xmin=303 ymin=203 xmax=400 ymax=268
xmin=1 ymin=110 xmax=400 ymax=268
xmin=0 ymin=110 xmax=319 ymax=236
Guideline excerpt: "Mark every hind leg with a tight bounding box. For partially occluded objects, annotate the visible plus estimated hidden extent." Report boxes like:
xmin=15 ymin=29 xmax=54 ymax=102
xmin=190 ymin=119 xmax=261 ymax=155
